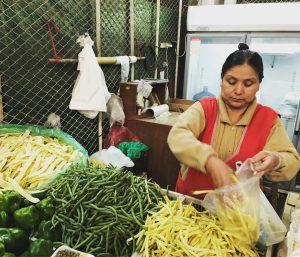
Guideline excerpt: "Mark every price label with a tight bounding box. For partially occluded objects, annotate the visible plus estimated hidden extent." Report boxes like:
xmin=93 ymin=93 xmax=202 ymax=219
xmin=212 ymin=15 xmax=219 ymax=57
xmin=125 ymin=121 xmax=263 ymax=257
xmin=137 ymin=80 xmax=153 ymax=98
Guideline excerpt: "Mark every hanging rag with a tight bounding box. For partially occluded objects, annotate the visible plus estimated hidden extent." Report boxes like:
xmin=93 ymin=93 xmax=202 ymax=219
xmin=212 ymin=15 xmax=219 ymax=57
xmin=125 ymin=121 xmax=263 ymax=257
xmin=116 ymin=56 xmax=130 ymax=82
xmin=69 ymin=35 xmax=111 ymax=119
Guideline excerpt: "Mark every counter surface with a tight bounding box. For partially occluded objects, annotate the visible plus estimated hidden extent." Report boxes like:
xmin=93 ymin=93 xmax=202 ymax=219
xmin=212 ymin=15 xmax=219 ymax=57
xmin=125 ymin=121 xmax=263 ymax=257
xmin=137 ymin=112 xmax=181 ymax=126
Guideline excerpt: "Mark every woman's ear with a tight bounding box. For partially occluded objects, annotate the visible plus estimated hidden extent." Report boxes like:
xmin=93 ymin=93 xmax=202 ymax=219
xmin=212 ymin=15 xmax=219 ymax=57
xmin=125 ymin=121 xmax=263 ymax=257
xmin=256 ymin=90 xmax=261 ymax=102
xmin=256 ymin=84 xmax=260 ymax=92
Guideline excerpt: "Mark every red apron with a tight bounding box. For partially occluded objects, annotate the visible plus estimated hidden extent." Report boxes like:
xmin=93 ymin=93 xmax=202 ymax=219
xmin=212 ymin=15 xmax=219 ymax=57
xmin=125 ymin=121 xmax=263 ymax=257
xmin=175 ymin=97 xmax=278 ymax=198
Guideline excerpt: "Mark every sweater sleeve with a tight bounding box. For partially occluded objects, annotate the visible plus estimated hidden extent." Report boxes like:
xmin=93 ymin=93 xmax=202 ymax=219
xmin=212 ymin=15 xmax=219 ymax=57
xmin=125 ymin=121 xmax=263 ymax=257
xmin=264 ymin=117 xmax=300 ymax=182
xmin=167 ymin=102 xmax=217 ymax=173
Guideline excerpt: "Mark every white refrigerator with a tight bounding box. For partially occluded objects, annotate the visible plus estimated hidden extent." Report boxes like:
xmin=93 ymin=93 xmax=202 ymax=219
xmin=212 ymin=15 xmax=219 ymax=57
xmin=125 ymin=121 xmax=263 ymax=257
xmin=183 ymin=3 xmax=300 ymax=191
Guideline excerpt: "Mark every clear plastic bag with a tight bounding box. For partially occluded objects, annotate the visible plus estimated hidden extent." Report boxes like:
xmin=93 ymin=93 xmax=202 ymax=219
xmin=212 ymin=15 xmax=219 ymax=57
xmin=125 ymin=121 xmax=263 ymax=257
xmin=90 ymin=146 xmax=134 ymax=168
xmin=51 ymin=245 xmax=94 ymax=257
xmin=236 ymin=160 xmax=287 ymax=246
xmin=203 ymin=160 xmax=287 ymax=246
xmin=106 ymin=93 xmax=125 ymax=127
xmin=287 ymin=209 xmax=300 ymax=257
xmin=259 ymin=189 xmax=287 ymax=246
xmin=202 ymin=173 xmax=261 ymax=246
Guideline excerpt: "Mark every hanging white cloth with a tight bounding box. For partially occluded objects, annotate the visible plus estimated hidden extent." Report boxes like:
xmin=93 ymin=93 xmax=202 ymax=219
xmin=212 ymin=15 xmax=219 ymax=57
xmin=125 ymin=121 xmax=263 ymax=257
xmin=116 ymin=56 xmax=130 ymax=82
xmin=69 ymin=35 xmax=111 ymax=119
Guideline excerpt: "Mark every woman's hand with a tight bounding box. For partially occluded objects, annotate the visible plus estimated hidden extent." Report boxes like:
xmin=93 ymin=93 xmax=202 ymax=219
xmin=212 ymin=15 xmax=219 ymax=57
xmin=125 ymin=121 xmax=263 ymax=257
xmin=206 ymin=155 xmax=235 ymax=189
xmin=248 ymin=151 xmax=281 ymax=174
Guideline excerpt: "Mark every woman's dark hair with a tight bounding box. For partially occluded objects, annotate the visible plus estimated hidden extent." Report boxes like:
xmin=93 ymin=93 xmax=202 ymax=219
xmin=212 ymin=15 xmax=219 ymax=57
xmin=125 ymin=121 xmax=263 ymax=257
xmin=221 ymin=43 xmax=264 ymax=82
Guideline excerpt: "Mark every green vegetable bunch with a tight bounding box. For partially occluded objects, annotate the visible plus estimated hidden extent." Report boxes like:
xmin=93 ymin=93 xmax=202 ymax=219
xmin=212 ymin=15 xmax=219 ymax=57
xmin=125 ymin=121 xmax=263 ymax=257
xmin=0 ymin=191 xmax=58 ymax=256
xmin=48 ymin=165 xmax=164 ymax=257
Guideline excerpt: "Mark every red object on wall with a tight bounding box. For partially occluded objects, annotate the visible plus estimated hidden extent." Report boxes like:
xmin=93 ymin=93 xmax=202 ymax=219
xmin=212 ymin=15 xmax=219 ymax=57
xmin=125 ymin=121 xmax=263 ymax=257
xmin=47 ymin=19 xmax=61 ymax=62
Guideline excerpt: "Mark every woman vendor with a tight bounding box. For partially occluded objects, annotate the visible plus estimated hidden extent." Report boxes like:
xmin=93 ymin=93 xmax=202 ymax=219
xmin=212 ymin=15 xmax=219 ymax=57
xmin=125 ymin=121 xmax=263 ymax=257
xmin=167 ymin=43 xmax=300 ymax=197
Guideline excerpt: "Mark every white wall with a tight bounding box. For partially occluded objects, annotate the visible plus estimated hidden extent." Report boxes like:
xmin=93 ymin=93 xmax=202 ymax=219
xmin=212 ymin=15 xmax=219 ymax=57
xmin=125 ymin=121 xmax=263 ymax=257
xmin=260 ymin=54 xmax=300 ymax=111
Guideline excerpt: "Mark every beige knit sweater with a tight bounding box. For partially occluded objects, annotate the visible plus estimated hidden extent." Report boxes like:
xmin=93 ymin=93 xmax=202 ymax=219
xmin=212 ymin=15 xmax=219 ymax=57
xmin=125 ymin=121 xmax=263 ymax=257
xmin=167 ymin=97 xmax=300 ymax=182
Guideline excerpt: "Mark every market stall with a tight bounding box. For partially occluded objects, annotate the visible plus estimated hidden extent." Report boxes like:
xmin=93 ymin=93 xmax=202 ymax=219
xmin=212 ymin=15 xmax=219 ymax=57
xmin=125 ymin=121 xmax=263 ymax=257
xmin=1 ymin=1 xmax=300 ymax=256
xmin=0 ymin=124 xmax=288 ymax=257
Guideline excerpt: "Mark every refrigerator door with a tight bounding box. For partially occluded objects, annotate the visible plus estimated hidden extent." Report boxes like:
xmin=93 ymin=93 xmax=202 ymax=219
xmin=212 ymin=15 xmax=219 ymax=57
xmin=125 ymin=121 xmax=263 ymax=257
xmin=248 ymin=33 xmax=300 ymax=191
xmin=183 ymin=33 xmax=246 ymax=100
xmin=248 ymin=33 xmax=300 ymax=140
xmin=289 ymin=102 xmax=300 ymax=191
xmin=292 ymin=101 xmax=300 ymax=150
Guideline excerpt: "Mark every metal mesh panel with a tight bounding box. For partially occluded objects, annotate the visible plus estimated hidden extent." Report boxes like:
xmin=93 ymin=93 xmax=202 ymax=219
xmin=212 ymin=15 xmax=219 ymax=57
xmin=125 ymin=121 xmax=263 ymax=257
xmin=0 ymin=0 xmax=99 ymax=154
xmin=0 ymin=0 xmax=181 ymax=154
xmin=134 ymin=0 xmax=181 ymax=98
xmin=100 ymin=0 xmax=131 ymax=139
xmin=134 ymin=0 xmax=157 ymax=80
xmin=159 ymin=1 xmax=180 ymax=97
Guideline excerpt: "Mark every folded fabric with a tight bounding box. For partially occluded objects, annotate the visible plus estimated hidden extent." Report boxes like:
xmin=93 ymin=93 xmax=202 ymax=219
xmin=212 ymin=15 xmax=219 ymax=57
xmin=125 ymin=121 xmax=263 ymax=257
xmin=116 ymin=56 xmax=130 ymax=82
xmin=69 ymin=35 xmax=111 ymax=119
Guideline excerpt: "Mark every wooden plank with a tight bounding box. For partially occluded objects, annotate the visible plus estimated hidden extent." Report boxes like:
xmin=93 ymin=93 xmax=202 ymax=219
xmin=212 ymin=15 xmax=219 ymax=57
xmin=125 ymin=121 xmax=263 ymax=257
xmin=126 ymin=118 xmax=180 ymax=190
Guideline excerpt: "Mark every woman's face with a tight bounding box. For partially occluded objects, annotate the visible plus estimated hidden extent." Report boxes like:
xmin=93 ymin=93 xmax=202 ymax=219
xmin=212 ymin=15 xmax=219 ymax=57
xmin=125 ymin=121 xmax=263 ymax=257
xmin=221 ymin=63 xmax=260 ymax=110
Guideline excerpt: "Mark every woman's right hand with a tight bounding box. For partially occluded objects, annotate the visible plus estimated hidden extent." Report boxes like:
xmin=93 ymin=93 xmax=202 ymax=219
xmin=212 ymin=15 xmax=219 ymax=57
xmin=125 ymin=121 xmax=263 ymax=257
xmin=206 ymin=155 xmax=235 ymax=189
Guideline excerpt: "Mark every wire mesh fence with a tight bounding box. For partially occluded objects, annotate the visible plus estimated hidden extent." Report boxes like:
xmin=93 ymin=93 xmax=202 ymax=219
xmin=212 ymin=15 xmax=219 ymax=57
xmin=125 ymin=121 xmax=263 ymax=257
xmin=189 ymin=0 xmax=298 ymax=4
xmin=0 ymin=0 xmax=184 ymax=154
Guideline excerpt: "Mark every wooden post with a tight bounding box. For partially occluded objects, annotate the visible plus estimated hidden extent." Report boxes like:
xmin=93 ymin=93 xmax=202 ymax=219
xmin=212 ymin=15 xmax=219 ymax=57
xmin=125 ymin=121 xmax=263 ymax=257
xmin=130 ymin=0 xmax=135 ymax=81
xmin=174 ymin=0 xmax=183 ymax=99
xmin=154 ymin=0 xmax=160 ymax=79
xmin=0 ymin=75 xmax=4 ymax=122
xmin=96 ymin=0 xmax=103 ymax=150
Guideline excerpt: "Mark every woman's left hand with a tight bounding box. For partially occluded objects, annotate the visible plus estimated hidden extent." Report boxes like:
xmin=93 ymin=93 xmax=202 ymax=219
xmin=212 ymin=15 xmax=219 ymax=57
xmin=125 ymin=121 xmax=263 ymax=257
xmin=248 ymin=150 xmax=281 ymax=174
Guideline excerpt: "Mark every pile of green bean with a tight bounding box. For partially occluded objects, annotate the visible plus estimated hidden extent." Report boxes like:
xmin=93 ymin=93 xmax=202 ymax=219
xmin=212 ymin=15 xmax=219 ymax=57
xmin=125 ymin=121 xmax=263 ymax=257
xmin=47 ymin=165 xmax=164 ymax=257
